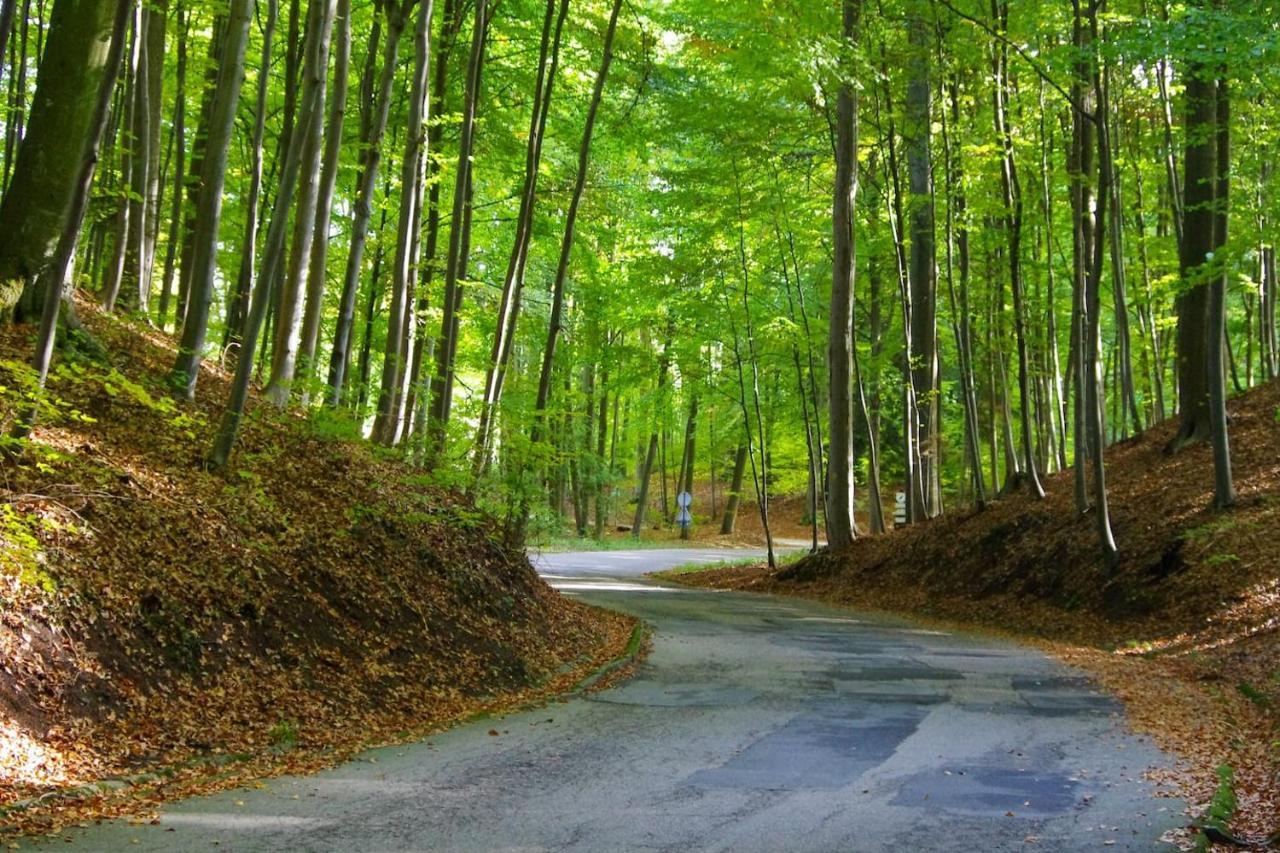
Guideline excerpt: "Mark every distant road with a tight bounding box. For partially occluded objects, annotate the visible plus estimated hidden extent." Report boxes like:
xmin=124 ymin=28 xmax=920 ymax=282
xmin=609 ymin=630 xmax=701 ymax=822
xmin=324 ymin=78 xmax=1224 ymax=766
xmin=56 ymin=548 xmax=1182 ymax=852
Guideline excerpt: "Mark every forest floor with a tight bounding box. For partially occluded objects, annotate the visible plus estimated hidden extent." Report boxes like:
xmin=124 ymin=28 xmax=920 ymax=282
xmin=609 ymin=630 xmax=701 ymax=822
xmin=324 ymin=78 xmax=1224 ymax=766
xmin=660 ymin=379 xmax=1280 ymax=847
xmin=0 ymin=302 xmax=637 ymax=837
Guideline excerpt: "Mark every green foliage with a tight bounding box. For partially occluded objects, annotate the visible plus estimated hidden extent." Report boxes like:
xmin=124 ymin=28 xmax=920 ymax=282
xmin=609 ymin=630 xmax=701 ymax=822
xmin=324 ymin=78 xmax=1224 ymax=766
xmin=1236 ymin=680 xmax=1272 ymax=710
xmin=267 ymin=719 xmax=299 ymax=750
xmin=1195 ymin=765 xmax=1238 ymax=851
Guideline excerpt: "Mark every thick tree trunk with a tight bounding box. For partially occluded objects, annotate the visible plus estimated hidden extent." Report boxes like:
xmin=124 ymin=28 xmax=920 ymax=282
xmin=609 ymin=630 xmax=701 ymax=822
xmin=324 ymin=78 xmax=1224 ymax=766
xmin=15 ymin=0 xmax=131 ymax=436
xmin=0 ymin=0 xmax=120 ymax=323
xmin=1171 ymin=59 xmax=1217 ymax=449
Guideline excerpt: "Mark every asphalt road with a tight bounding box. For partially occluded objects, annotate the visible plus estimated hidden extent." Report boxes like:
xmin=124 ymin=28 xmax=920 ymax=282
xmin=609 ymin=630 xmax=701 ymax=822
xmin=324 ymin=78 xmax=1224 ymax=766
xmin=53 ymin=548 xmax=1184 ymax=851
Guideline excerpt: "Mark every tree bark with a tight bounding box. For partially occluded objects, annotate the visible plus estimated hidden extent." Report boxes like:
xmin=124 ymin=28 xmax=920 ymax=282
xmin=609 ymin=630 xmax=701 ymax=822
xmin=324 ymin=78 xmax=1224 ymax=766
xmin=516 ymin=0 xmax=624 ymax=539
xmin=265 ymin=0 xmax=337 ymax=406
xmin=13 ymin=0 xmax=131 ymax=437
xmin=0 ymin=0 xmax=121 ymax=323
xmin=827 ymin=0 xmax=861 ymax=549
xmin=225 ymin=0 xmax=279 ymax=350
xmin=297 ymin=0 xmax=352 ymax=404
xmin=169 ymin=0 xmax=254 ymax=400
xmin=427 ymin=0 xmax=488 ymax=457
xmin=325 ymin=2 xmax=411 ymax=405
xmin=371 ymin=0 xmax=433 ymax=444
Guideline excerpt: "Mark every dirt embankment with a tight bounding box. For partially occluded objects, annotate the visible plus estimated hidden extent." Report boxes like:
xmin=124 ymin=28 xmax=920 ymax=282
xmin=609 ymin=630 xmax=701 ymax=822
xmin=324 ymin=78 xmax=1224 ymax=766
xmin=0 ymin=304 xmax=634 ymax=834
xmin=666 ymin=379 xmax=1280 ymax=843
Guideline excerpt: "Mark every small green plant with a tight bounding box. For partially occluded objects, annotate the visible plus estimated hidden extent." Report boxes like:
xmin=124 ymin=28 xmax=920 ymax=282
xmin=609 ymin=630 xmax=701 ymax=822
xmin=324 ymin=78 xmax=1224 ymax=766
xmin=1204 ymin=552 xmax=1240 ymax=567
xmin=268 ymin=719 xmax=299 ymax=749
xmin=307 ymin=406 xmax=364 ymax=442
xmin=1237 ymin=681 xmax=1272 ymax=710
xmin=1195 ymin=765 xmax=1238 ymax=851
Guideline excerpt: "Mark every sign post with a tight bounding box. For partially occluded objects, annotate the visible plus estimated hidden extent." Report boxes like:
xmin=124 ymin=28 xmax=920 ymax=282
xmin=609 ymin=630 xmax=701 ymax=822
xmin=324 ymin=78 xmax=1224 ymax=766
xmin=676 ymin=491 xmax=693 ymax=540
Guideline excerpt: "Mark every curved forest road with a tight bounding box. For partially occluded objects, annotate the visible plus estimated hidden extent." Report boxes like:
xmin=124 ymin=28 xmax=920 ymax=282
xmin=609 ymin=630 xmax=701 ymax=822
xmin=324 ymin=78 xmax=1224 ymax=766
xmin=56 ymin=549 xmax=1184 ymax=851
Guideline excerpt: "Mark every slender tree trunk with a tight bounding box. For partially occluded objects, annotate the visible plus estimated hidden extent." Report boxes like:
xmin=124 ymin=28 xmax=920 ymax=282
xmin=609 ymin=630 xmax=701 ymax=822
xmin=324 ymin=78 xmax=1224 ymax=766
xmin=174 ymin=15 xmax=226 ymax=329
xmin=827 ymin=0 xmax=861 ymax=549
xmin=325 ymin=3 xmax=411 ymax=405
xmin=516 ymin=0 xmax=624 ymax=540
xmin=297 ymin=0 xmax=351 ymax=404
xmin=225 ymin=0 xmax=279 ymax=350
xmin=991 ymin=0 xmax=1043 ymax=498
xmin=941 ymin=75 xmax=986 ymax=508
xmin=168 ymin=0 xmax=253 ymax=399
xmin=1208 ymin=74 xmax=1234 ymax=507
xmin=209 ymin=0 xmax=337 ymax=467
xmin=156 ymin=8 xmax=186 ymax=331
xmin=471 ymin=0 xmax=568 ymax=477
xmin=427 ymin=0 xmax=488 ymax=457
xmin=905 ymin=9 xmax=939 ymax=517
xmin=265 ymin=0 xmax=337 ymax=406
xmin=371 ymin=0 xmax=433 ymax=444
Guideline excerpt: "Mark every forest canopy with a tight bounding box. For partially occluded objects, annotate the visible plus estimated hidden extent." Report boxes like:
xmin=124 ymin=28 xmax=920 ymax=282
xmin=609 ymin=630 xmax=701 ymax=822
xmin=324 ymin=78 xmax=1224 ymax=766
xmin=0 ymin=0 xmax=1277 ymax=557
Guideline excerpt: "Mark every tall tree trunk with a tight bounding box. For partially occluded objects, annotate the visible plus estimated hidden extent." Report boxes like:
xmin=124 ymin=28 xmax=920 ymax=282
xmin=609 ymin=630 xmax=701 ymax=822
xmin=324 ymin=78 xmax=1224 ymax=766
xmin=371 ymin=0 xmax=433 ymax=444
xmin=225 ymin=0 xmax=279 ymax=350
xmin=209 ymin=0 xmax=341 ymax=467
xmin=156 ymin=8 xmax=186 ymax=332
xmin=0 ymin=0 xmax=126 ymax=323
xmin=14 ymin=0 xmax=131 ymax=436
xmin=265 ymin=0 xmax=337 ymax=406
xmin=471 ymin=0 xmax=568 ymax=477
xmin=174 ymin=15 xmax=226 ymax=329
xmin=1207 ymin=74 xmax=1234 ymax=507
xmin=427 ymin=0 xmax=488 ymax=457
xmin=991 ymin=0 xmax=1043 ymax=498
xmin=905 ymin=8 xmax=939 ymax=517
xmin=516 ymin=0 xmax=624 ymax=540
xmin=1170 ymin=44 xmax=1217 ymax=449
xmin=325 ymin=2 xmax=411 ymax=405
xmin=297 ymin=0 xmax=351 ymax=404
xmin=941 ymin=75 xmax=986 ymax=508
xmin=168 ymin=0 xmax=253 ymax=400
xmin=1078 ymin=0 xmax=1117 ymax=562
xmin=119 ymin=6 xmax=149 ymax=311
xmin=827 ymin=0 xmax=861 ymax=549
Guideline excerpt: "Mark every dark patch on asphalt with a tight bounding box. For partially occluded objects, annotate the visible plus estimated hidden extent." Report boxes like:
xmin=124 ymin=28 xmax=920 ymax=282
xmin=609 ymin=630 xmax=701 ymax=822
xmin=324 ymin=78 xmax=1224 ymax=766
xmin=687 ymin=706 xmax=925 ymax=790
xmin=588 ymin=680 xmax=760 ymax=707
xmin=1013 ymin=675 xmax=1120 ymax=717
xmin=832 ymin=665 xmax=964 ymax=682
xmin=891 ymin=763 xmax=1080 ymax=817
